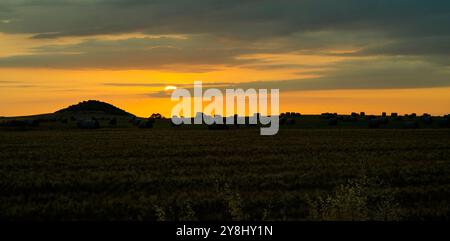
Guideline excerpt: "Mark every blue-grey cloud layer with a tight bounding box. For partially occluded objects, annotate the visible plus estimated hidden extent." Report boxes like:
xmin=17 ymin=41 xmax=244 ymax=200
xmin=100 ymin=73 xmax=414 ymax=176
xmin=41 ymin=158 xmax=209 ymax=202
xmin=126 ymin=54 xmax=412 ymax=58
xmin=1 ymin=0 xmax=449 ymax=39
xmin=0 ymin=0 xmax=450 ymax=90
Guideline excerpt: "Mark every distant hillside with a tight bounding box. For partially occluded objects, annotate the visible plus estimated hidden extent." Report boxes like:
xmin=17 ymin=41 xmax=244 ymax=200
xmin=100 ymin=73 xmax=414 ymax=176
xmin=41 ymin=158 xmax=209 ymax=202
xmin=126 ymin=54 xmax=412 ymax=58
xmin=55 ymin=100 xmax=135 ymax=117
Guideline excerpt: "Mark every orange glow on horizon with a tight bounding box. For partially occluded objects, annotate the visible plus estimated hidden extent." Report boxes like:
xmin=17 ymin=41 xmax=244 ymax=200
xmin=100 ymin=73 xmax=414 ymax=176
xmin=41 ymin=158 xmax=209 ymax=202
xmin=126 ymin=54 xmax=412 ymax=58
xmin=1 ymin=38 xmax=449 ymax=117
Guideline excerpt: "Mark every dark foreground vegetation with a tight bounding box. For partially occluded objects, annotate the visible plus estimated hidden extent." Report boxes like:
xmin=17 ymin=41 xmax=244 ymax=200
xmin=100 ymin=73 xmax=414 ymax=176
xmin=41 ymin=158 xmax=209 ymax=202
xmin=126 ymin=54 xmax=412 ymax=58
xmin=1 ymin=101 xmax=449 ymax=220
xmin=1 ymin=127 xmax=450 ymax=221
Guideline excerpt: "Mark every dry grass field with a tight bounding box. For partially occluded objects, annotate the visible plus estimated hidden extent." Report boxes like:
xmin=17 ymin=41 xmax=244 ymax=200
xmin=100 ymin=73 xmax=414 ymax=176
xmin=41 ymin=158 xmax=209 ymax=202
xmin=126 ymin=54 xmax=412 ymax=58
xmin=1 ymin=127 xmax=450 ymax=221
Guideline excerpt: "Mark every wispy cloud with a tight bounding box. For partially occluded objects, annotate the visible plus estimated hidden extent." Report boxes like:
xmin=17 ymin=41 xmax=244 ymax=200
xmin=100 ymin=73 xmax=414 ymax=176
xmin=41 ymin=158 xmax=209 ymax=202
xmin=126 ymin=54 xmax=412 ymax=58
xmin=104 ymin=82 xmax=235 ymax=88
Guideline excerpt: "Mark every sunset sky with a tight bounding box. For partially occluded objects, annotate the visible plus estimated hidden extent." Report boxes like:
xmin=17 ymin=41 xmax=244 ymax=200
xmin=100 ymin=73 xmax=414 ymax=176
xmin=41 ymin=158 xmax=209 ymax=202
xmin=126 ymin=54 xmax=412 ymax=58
xmin=1 ymin=0 xmax=450 ymax=117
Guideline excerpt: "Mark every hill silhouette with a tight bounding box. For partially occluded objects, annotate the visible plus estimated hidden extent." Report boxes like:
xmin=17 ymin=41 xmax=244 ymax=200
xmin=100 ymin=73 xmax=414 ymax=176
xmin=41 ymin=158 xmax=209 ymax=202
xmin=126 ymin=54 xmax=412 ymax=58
xmin=56 ymin=100 xmax=134 ymax=117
